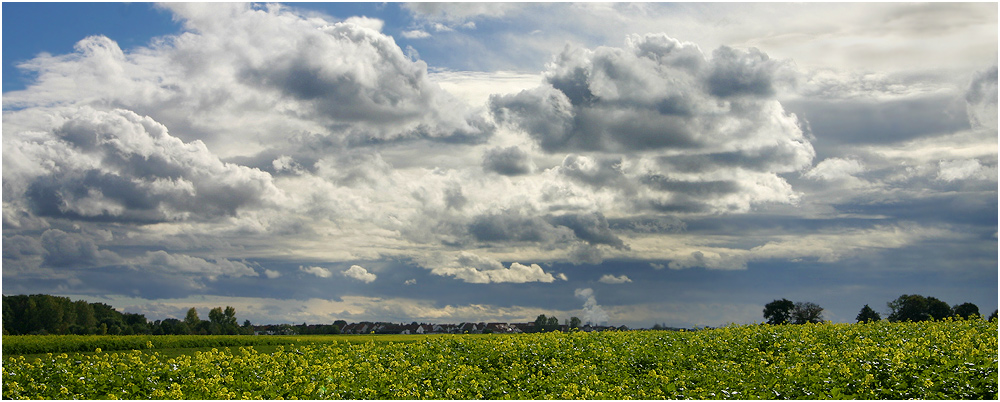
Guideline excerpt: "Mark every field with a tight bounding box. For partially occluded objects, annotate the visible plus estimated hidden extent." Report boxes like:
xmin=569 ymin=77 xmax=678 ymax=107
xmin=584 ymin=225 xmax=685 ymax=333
xmin=2 ymin=319 xmax=996 ymax=399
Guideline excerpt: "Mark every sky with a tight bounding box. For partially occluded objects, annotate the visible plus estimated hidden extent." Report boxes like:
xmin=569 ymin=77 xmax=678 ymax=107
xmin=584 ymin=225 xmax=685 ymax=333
xmin=2 ymin=2 xmax=997 ymax=329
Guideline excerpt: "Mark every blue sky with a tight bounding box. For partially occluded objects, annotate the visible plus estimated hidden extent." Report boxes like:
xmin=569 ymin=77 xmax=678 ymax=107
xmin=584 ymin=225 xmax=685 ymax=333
xmin=2 ymin=2 xmax=997 ymax=328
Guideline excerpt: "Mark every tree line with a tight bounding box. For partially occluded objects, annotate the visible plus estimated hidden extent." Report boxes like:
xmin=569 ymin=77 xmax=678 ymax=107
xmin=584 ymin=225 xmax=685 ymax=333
xmin=763 ymin=294 xmax=997 ymax=325
xmin=532 ymin=314 xmax=586 ymax=332
xmin=2 ymin=294 xmax=256 ymax=335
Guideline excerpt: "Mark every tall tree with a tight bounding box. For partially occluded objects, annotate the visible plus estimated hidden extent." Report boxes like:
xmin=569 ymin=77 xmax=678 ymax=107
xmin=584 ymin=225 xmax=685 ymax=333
xmin=74 ymin=300 xmax=97 ymax=333
xmin=952 ymin=302 xmax=981 ymax=319
xmin=534 ymin=314 xmax=548 ymax=332
xmin=763 ymin=299 xmax=794 ymax=325
xmin=569 ymin=316 xmax=582 ymax=329
xmin=36 ymin=295 xmax=64 ymax=334
xmin=546 ymin=316 xmax=560 ymax=331
xmin=856 ymin=304 xmax=881 ymax=323
xmin=791 ymin=302 xmax=824 ymax=324
xmin=184 ymin=307 xmax=201 ymax=329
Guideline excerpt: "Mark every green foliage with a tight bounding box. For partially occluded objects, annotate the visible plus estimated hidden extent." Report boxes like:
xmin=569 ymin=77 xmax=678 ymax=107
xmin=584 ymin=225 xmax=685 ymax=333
xmin=3 ymin=295 xmax=254 ymax=336
xmin=3 ymin=320 xmax=996 ymax=400
xmin=888 ymin=294 xmax=954 ymax=322
xmin=763 ymin=298 xmax=794 ymax=325
xmin=952 ymin=302 xmax=981 ymax=319
xmin=856 ymin=304 xmax=882 ymax=323
xmin=791 ymin=302 xmax=824 ymax=324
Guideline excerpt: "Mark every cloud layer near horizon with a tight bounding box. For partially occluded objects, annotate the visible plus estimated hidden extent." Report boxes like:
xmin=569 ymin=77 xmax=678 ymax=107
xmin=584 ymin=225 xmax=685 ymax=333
xmin=3 ymin=3 xmax=996 ymax=327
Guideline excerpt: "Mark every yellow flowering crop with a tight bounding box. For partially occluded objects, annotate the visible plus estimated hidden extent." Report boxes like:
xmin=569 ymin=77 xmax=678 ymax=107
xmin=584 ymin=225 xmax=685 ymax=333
xmin=2 ymin=319 xmax=996 ymax=399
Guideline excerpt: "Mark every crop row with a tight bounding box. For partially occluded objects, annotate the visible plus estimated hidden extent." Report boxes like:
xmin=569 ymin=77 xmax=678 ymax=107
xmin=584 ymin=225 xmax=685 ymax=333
xmin=3 ymin=319 xmax=997 ymax=399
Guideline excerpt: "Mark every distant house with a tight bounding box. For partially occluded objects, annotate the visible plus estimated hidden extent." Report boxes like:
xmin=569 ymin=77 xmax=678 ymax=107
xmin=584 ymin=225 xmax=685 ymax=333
xmin=458 ymin=322 xmax=481 ymax=334
xmin=485 ymin=322 xmax=519 ymax=333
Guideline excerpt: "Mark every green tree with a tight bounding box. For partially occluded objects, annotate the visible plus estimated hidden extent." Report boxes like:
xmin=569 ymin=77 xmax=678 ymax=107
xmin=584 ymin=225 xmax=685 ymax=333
xmin=546 ymin=316 xmax=560 ymax=331
xmin=763 ymin=299 xmax=794 ymax=325
xmin=184 ymin=308 xmax=201 ymax=329
xmin=888 ymin=294 xmax=953 ymax=322
xmin=74 ymin=300 xmax=97 ymax=333
xmin=123 ymin=312 xmax=149 ymax=335
xmin=952 ymin=302 xmax=981 ymax=319
xmin=989 ymin=309 xmax=998 ymax=321
xmin=534 ymin=314 xmax=548 ymax=332
xmin=91 ymin=302 xmax=125 ymax=334
xmin=888 ymin=294 xmax=927 ymax=322
xmin=926 ymin=297 xmax=952 ymax=320
xmin=856 ymin=304 xmax=881 ymax=323
xmin=36 ymin=295 xmax=64 ymax=334
xmin=214 ymin=306 xmax=239 ymax=334
xmin=570 ymin=316 xmax=582 ymax=329
xmin=791 ymin=302 xmax=824 ymax=324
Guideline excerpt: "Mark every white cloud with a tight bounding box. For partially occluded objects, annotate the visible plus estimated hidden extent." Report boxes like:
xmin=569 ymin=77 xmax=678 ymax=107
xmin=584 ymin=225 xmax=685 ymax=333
xmin=422 ymin=252 xmax=557 ymax=284
xmin=401 ymin=30 xmax=431 ymax=39
xmin=804 ymin=158 xmax=866 ymax=181
xmin=140 ymin=251 xmax=258 ymax=280
xmin=938 ymin=159 xmax=987 ymax=181
xmin=490 ymin=33 xmax=815 ymax=214
xmin=264 ymin=269 xmax=282 ymax=279
xmin=403 ymin=3 xmax=516 ymax=24
xmin=598 ymin=274 xmax=632 ymax=284
xmin=3 ymin=107 xmax=283 ymax=224
xmin=404 ymin=278 xmax=417 ymax=285
xmin=300 ymin=265 xmax=333 ymax=278
xmin=343 ymin=265 xmax=377 ymax=283
xmin=343 ymin=16 xmax=384 ymax=32
xmin=4 ymin=3 xmax=494 ymax=158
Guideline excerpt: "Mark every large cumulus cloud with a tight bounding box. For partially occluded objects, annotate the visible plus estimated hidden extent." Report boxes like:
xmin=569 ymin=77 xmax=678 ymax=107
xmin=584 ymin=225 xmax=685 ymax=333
xmin=4 ymin=3 xmax=493 ymax=156
xmin=6 ymin=108 xmax=281 ymax=224
xmin=490 ymin=33 xmax=814 ymax=214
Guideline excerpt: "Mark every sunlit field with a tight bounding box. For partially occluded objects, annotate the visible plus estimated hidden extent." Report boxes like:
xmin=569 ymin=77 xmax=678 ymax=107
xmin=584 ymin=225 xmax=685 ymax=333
xmin=3 ymin=319 xmax=996 ymax=399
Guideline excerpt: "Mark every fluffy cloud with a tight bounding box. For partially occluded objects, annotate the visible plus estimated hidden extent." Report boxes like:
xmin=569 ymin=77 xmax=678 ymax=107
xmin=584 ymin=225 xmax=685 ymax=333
xmin=938 ymin=159 xmax=988 ymax=182
xmin=4 ymin=3 xmax=494 ymax=157
xmin=490 ymin=33 xmax=815 ymax=214
xmin=491 ymin=34 xmax=808 ymax=155
xmin=421 ymin=252 xmax=559 ymax=284
xmin=804 ymin=158 xmax=866 ymax=181
xmin=6 ymin=108 xmax=282 ymax=224
xmin=343 ymin=265 xmax=377 ymax=283
xmin=40 ymin=229 xmax=122 ymax=268
xmin=598 ymin=274 xmax=632 ymax=284
xmin=466 ymin=208 xmax=626 ymax=250
xmin=300 ymin=266 xmax=333 ymax=278
xmin=482 ymin=146 xmax=535 ymax=176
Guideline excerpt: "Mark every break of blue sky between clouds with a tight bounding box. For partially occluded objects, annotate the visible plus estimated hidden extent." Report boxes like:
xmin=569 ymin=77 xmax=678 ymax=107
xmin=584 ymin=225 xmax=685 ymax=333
xmin=2 ymin=2 xmax=997 ymax=328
